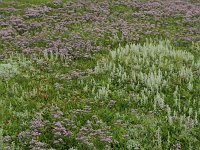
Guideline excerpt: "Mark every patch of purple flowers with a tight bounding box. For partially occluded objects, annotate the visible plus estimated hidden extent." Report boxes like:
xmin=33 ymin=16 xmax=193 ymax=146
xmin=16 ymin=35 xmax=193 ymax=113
xmin=0 ymin=0 xmax=199 ymax=58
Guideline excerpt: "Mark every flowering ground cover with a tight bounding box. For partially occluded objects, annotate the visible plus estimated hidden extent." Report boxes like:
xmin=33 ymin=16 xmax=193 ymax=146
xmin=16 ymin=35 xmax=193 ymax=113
xmin=0 ymin=0 xmax=200 ymax=149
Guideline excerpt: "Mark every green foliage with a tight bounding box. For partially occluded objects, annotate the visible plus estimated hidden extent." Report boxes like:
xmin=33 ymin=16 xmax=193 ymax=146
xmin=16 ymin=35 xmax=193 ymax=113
xmin=0 ymin=0 xmax=200 ymax=149
xmin=1 ymin=40 xmax=200 ymax=149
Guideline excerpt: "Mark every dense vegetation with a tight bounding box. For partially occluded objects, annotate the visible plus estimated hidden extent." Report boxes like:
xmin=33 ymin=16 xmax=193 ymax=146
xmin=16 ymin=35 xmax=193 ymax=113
xmin=0 ymin=0 xmax=200 ymax=149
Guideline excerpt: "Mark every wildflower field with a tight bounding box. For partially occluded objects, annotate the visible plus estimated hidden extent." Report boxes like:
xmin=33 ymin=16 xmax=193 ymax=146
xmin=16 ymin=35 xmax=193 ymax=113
xmin=0 ymin=0 xmax=200 ymax=149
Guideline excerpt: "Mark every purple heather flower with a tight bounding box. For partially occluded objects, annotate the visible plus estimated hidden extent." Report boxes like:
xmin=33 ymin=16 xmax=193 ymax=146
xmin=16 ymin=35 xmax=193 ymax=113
xmin=29 ymin=139 xmax=48 ymax=150
xmin=0 ymin=28 xmax=15 ymax=38
xmin=51 ymin=106 xmax=64 ymax=118
xmin=54 ymin=0 xmax=62 ymax=5
xmin=3 ymin=135 xmax=12 ymax=143
xmin=31 ymin=131 xmax=41 ymax=137
xmin=100 ymin=136 xmax=112 ymax=143
xmin=53 ymin=121 xmax=72 ymax=137
xmin=30 ymin=119 xmax=44 ymax=130
xmin=24 ymin=6 xmax=50 ymax=18
xmin=54 ymin=111 xmax=64 ymax=118
xmin=18 ymin=131 xmax=31 ymax=140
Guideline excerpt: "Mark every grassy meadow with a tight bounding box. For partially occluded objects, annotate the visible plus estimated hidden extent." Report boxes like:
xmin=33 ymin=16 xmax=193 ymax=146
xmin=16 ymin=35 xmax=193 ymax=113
xmin=0 ymin=0 xmax=200 ymax=149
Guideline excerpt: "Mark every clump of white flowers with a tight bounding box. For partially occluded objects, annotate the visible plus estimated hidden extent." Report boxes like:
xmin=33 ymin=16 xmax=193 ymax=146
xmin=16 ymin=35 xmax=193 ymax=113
xmin=0 ymin=63 xmax=18 ymax=79
xmin=91 ymin=39 xmax=199 ymax=129
xmin=95 ymin=84 xmax=110 ymax=100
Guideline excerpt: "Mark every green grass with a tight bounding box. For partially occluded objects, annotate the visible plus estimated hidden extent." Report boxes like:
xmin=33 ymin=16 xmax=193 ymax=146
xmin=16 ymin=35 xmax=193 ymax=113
xmin=1 ymin=40 xmax=200 ymax=149
xmin=0 ymin=0 xmax=200 ymax=149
